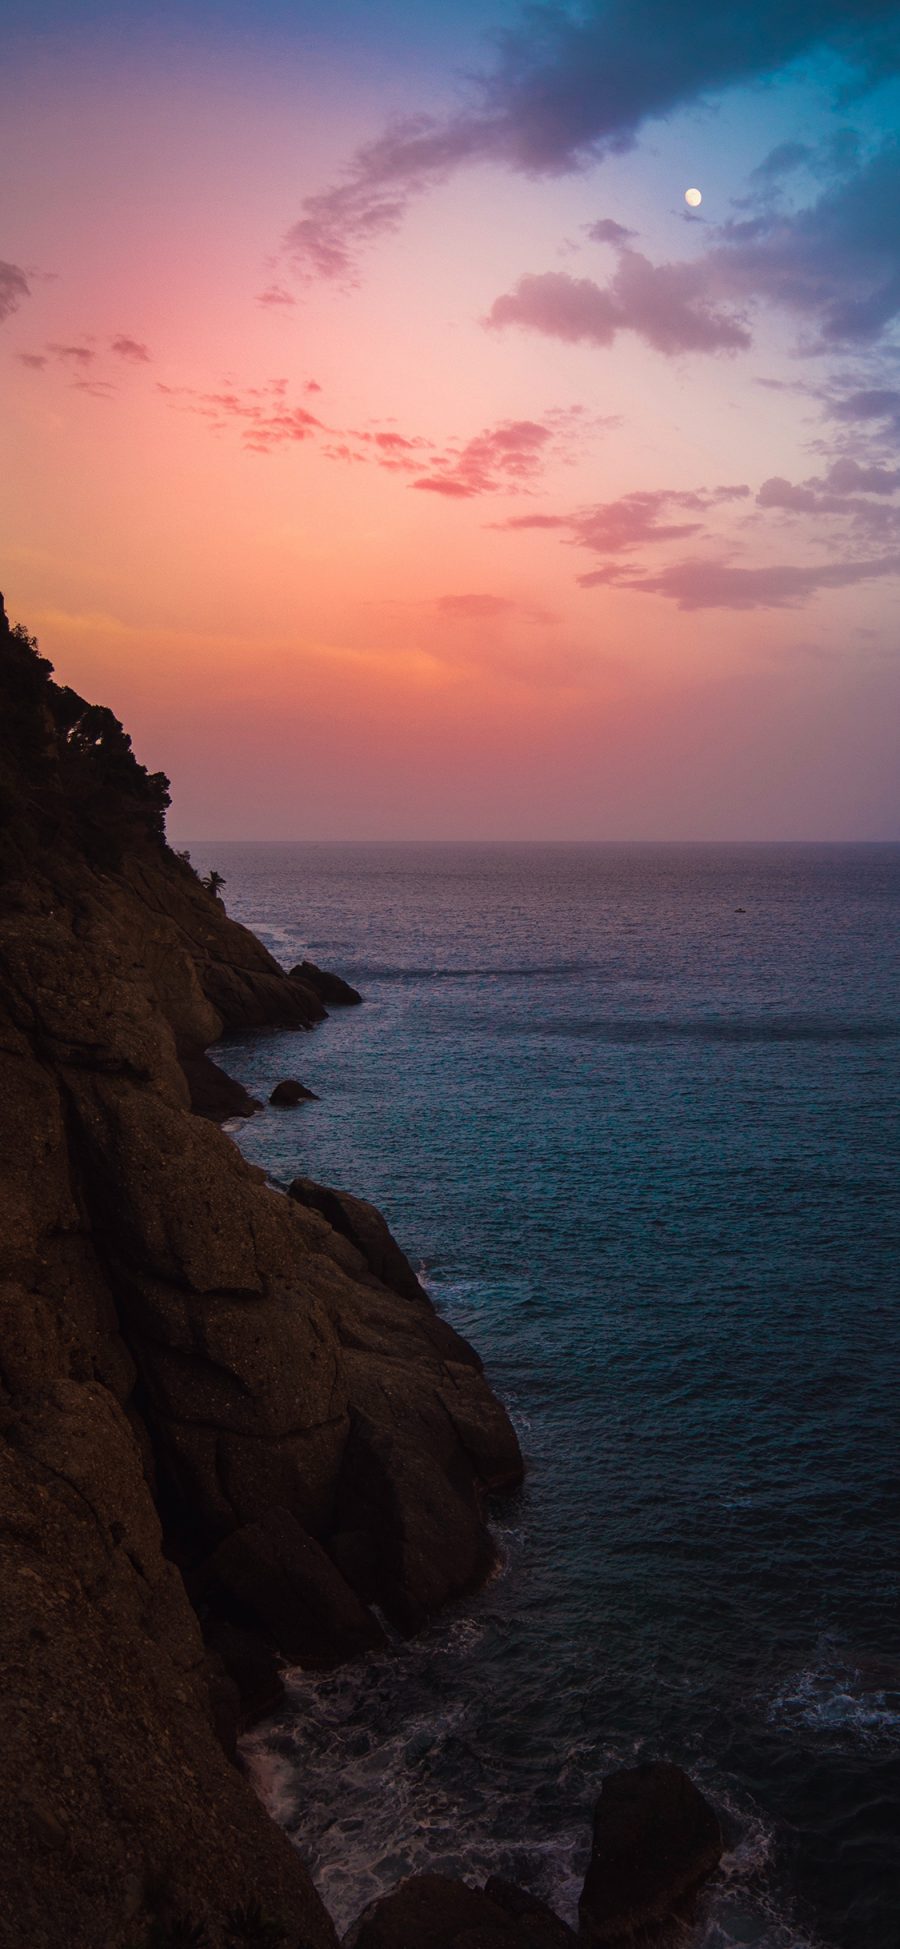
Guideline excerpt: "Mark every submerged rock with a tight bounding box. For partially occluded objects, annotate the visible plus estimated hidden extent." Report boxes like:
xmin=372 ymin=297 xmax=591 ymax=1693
xmin=269 ymin=1077 xmax=320 ymax=1106
xmin=291 ymin=957 xmax=363 ymax=1005
xmin=578 ymin=1761 xmax=723 ymax=1943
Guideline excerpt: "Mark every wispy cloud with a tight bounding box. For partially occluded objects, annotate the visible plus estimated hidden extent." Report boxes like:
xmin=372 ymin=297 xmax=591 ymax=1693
xmin=16 ymin=336 xmax=152 ymax=379
xmin=110 ymin=335 xmax=151 ymax=362
xmin=598 ymin=550 xmax=900 ymax=609
xmin=499 ymin=483 xmax=750 ymax=555
xmin=158 ymin=375 xmax=322 ymax=451
xmin=434 ymin=592 xmax=553 ymax=624
xmin=749 ymin=141 xmax=815 ymax=184
xmin=256 ymin=285 xmax=296 ymax=308
xmin=47 ymin=341 xmax=94 ymax=366
xmin=413 ymin=406 xmax=608 ymax=499
xmin=414 ymin=419 xmax=553 ymax=497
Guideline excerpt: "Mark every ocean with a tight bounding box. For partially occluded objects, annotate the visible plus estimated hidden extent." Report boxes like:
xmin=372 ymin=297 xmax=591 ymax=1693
xmin=184 ymin=841 xmax=900 ymax=1949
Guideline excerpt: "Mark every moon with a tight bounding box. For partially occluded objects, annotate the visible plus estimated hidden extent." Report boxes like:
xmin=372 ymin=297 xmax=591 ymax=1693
xmin=684 ymin=187 xmax=702 ymax=208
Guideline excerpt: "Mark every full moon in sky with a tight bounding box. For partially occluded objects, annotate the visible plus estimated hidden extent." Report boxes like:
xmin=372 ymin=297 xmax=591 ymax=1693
xmin=684 ymin=187 xmax=702 ymax=207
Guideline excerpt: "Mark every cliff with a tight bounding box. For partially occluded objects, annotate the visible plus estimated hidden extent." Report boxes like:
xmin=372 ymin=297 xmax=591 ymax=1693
xmin=0 ymin=599 xmax=523 ymax=1949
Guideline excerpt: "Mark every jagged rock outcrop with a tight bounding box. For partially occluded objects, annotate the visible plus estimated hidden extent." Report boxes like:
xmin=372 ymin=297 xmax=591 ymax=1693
xmin=0 ymin=597 xmax=523 ymax=1948
xmin=288 ymin=1177 xmax=430 ymax=1303
xmin=578 ymin=1762 xmax=723 ymax=1943
xmin=183 ymin=1049 xmax=263 ymax=1121
xmin=291 ymin=958 xmax=363 ymax=1006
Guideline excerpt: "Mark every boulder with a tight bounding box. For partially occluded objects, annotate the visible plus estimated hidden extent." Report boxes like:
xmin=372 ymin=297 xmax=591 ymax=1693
xmin=291 ymin=957 xmax=363 ymax=1006
xmin=204 ymin=1618 xmax=286 ymax=1728
xmin=578 ymin=1762 xmax=723 ymax=1944
xmin=201 ymin=1505 xmax=386 ymax=1667
xmin=344 ymin=1874 xmax=525 ymax=1949
xmin=269 ymin=1077 xmax=319 ymax=1106
xmin=180 ymin=1048 xmax=262 ymax=1121
xmin=335 ymin=1409 xmax=497 ymax=1633
xmin=483 ymin=1877 xmax=576 ymax=1946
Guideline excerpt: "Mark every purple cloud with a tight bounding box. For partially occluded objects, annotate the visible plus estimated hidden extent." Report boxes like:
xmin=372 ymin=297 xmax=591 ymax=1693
xmin=755 ymin=461 xmax=900 ymax=537
xmin=757 ymin=476 xmax=823 ymax=513
xmin=487 ymin=252 xmax=750 ymax=357
xmin=825 ymin=457 xmax=900 ymax=493
xmin=587 ymin=218 xmax=637 ymax=245
xmin=0 ymin=260 xmax=29 ymax=323
xmin=499 ymin=483 xmax=749 ymax=554
xmin=831 ymin=386 xmax=900 ymax=424
xmin=706 ymin=139 xmax=900 ymax=345
xmin=605 ymin=551 xmax=900 ymax=610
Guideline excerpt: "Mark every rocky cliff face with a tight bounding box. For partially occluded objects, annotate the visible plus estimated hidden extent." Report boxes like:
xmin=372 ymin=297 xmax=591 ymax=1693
xmin=0 ymin=599 xmax=523 ymax=1949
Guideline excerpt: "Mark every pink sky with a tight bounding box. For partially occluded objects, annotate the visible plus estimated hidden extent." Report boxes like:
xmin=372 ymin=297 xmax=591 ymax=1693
xmin=2 ymin=6 xmax=899 ymax=837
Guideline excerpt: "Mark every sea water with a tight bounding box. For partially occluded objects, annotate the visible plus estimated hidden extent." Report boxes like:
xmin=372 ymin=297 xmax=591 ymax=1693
xmin=185 ymin=842 xmax=900 ymax=1949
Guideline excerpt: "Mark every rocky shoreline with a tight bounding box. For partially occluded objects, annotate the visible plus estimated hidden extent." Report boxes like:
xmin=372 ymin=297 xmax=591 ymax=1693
xmin=0 ymin=596 xmax=723 ymax=1947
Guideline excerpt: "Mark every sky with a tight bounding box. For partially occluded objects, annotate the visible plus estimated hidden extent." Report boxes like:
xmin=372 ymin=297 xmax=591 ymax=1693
xmin=2 ymin=0 xmax=900 ymax=838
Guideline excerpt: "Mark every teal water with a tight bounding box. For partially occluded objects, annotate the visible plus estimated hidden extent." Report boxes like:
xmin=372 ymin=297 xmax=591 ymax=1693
xmin=187 ymin=842 xmax=900 ymax=1949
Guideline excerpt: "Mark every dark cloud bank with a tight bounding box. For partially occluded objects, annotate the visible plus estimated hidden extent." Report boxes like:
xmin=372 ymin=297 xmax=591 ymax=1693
xmin=283 ymin=0 xmax=898 ymax=283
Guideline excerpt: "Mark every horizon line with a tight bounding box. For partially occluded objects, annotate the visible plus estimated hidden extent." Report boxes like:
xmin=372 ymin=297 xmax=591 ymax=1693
xmin=171 ymin=834 xmax=900 ymax=847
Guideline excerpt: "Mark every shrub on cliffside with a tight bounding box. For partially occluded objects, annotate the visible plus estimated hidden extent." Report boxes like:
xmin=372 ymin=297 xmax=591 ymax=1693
xmin=0 ymin=593 xmax=170 ymax=875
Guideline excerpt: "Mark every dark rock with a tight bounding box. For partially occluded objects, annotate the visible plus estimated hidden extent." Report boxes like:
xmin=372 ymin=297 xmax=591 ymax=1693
xmin=180 ymin=1048 xmax=262 ymax=1121
xmin=288 ymin=1176 xmax=427 ymax=1301
xmin=483 ymin=1878 xmax=576 ymax=1946
xmin=0 ymin=1381 xmax=337 ymax=1949
xmin=579 ymin=1762 xmax=723 ymax=1944
xmin=204 ymin=1649 xmax=241 ymax=1760
xmin=204 ymin=1619 xmax=285 ymax=1728
xmin=344 ymin=1874 xmax=523 ymax=1949
xmin=290 ymin=957 xmax=363 ymax=1006
xmin=201 ymin=1506 xmax=385 ymax=1667
xmin=269 ymin=1077 xmax=319 ymax=1106
xmin=335 ymin=1410 xmax=497 ymax=1633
